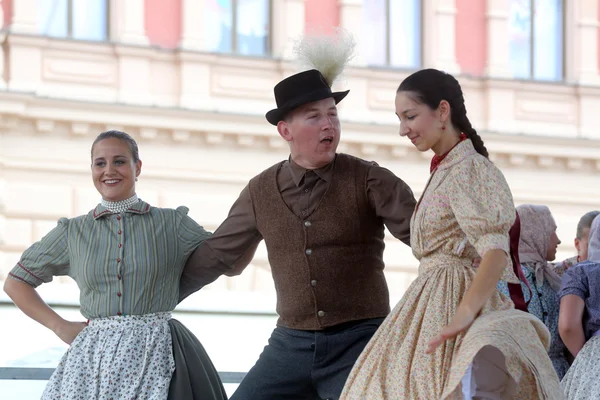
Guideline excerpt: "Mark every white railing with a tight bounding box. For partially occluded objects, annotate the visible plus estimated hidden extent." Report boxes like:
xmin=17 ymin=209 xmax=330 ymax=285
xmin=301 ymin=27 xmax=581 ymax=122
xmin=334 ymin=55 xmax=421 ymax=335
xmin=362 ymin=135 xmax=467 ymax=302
xmin=0 ymin=367 xmax=246 ymax=383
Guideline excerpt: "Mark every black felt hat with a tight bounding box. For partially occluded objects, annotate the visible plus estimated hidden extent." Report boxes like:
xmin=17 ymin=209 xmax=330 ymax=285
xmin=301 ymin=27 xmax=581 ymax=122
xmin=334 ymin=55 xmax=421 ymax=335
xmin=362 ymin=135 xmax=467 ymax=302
xmin=265 ymin=69 xmax=349 ymax=126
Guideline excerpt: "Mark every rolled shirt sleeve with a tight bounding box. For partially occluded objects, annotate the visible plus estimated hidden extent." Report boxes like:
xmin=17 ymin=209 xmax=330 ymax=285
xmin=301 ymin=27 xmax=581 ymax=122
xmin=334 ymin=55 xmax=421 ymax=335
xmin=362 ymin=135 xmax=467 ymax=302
xmin=366 ymin=164 xmax=417 ymax=246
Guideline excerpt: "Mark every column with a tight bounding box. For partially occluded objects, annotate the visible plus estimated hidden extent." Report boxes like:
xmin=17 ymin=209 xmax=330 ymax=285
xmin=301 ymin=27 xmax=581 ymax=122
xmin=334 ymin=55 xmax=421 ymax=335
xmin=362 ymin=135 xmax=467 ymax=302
xmin=271 ymin=0 xmax=305 ymax=60
xmin=110 ymin=0 xmax=150 ymax=104
xmin=178 ymin=0 xmax=205 ymax=50
xmin=110 ymin=0 xmax=149 ymax=45
xmin=0 ymin=158 xmax=6 ymax=250
xmin=484 ymin=0 xmax=511 ymax=78
xmin=177 ymin=0 xmax=210 ymax=109
xmin=10 ymin=0 xmax=38 ymax=34
xmin=426 ymin=0 xmax=460 ymax=73
xmin=7 ymin=0 xmax=42 ymax=92
xmin=570 ymin=0 xmax=600 ymax=84
xmin=0 ymin=0 xmax=5 ymax=89
xmin=337 ymin=0 xmax=365 ymax=66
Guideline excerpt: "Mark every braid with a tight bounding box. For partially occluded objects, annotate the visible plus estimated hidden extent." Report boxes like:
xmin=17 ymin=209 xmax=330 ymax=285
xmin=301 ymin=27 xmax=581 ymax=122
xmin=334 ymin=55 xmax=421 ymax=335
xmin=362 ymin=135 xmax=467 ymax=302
xmin=454 ymin=103 xmax=488 ymax=158
xmin=446 ymin=75 xmax=489 ymax=158
xmin=398 ymin=69 xmax=490 ymax=158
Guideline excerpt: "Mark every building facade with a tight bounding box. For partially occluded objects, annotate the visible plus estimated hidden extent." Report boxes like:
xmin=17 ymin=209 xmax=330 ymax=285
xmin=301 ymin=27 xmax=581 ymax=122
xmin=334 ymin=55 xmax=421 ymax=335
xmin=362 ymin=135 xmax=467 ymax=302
xmin=1 ymin=0 xmax=600 ymax=311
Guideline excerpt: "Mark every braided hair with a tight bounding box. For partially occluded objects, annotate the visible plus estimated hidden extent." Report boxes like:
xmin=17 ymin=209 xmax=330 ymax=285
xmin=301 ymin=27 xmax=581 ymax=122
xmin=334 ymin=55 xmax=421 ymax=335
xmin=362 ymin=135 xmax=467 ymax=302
xmin=397 ymin=69 xmax=488 ymax=158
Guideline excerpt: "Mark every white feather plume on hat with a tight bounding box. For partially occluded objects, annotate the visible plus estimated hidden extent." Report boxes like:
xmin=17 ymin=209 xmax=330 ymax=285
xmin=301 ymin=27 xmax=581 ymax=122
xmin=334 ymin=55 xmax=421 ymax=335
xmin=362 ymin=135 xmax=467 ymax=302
xmin=292 ymin=29 xmax=356 ymax=87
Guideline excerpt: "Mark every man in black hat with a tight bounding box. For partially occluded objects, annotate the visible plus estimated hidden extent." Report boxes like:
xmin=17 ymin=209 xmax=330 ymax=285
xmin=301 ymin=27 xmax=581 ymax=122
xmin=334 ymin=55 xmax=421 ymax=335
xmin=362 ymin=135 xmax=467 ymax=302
xmin=180 ymin=68 xmax=416 ymax=399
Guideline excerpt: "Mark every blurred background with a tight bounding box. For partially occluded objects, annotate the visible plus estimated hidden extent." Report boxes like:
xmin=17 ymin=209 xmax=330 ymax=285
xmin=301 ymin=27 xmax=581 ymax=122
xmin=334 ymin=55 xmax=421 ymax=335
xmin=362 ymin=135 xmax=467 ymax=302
xmin=1 ymin=0 xmax=599 ymax=397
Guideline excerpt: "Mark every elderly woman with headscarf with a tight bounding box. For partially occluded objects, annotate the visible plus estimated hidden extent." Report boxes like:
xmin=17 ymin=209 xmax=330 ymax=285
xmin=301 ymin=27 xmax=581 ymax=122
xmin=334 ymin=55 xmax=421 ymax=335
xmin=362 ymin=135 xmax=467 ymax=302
xmin=558 ymin=214 xmax=600 ymax=398
xmin=498 ymin=204 xmax=569 ymax=379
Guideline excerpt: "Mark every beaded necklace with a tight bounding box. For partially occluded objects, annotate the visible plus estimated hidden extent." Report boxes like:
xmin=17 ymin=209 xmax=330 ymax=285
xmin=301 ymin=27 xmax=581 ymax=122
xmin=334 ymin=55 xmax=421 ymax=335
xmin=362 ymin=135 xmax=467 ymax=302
xmin=100 ymin=194 xmax=139 ymax=214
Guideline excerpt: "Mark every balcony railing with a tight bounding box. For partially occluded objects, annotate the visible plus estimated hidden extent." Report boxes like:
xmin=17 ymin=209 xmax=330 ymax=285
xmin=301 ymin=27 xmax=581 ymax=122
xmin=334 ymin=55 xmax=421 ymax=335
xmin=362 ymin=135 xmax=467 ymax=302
xmin=0 ymin=367 xmax=246 ymax=383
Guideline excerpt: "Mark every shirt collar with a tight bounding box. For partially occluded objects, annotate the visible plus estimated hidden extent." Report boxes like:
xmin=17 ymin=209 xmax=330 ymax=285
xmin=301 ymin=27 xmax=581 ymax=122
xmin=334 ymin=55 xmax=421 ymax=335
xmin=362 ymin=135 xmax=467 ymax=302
xmin=436 ymin=139 xmax=477 ymax=171
xmin=287 ymin=156 xmax=335 ymax=187
xmin=93 ymin=199 xmax=151 ymax=220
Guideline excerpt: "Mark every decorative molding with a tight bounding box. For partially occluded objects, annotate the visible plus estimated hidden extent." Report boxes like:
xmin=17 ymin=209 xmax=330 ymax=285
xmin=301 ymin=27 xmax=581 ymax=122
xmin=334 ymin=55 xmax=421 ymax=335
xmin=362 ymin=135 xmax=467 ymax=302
xmin=210 ymin=67 xmax=274 ymax=100
xmin=514 ymin=94 xmax=578 ymax=124
xmin=42 ymin=54 xmax=116 ymax=86
xmin=1 ymin=93 xmax=600 ymax=173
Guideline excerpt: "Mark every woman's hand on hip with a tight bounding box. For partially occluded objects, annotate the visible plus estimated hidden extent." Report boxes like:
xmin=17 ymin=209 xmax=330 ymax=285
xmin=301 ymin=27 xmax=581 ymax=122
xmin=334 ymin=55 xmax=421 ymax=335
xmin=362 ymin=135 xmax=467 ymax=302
xmin=53 ymin=320 xmax=88 ymax=345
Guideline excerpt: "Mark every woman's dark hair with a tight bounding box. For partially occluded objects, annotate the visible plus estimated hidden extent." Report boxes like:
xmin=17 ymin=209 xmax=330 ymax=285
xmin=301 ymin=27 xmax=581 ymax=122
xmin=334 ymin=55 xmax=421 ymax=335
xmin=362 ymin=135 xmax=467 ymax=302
xmin=397 ymin=68 xmax=488 ymax=158
xmin=91 ymin=130 xmax=140 ymax=163
xmin=577 ymin=211 xmax=600 ymax=239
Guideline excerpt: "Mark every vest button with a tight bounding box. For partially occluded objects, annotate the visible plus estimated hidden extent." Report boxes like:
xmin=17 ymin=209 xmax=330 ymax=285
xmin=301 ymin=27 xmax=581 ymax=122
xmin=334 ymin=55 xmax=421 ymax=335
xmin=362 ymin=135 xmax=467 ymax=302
xmin=317 ymin=310 xmax=325 ymax=317
xmin=311 ymin=280 xmax=317 ymax=287
xmin=304 ymin=221 xmax=312 ymax=227
xmin=305 ymin=249 xmax=312 ymax=255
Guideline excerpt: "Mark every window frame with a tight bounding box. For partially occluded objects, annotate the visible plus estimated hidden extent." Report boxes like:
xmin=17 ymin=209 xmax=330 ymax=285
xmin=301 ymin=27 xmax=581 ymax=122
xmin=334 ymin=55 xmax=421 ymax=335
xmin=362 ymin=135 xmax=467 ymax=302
xmin=225 ymin=0 xmax=272 ymax=56
xmin=521 ymin=0 xmax=565 ymax=81
xmin=366 ymin=0 xmax=423 ymax=69
xmin=40 ymin=0 xmax=110 ymax=41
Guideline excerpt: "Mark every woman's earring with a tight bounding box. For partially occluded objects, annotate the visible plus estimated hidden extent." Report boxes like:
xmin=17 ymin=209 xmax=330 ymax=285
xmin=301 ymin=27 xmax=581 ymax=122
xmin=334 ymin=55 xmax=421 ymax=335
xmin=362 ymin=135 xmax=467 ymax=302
xmin=135 ymin=177 xmax=138 ymax=182
xmin=441 ymin=125 xmax=446 ymax=130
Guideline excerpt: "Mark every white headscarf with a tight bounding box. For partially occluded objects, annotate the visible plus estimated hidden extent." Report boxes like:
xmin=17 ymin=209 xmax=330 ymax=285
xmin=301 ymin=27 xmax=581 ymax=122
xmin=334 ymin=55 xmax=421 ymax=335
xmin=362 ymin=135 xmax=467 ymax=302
xmin=516 ymin=204 xmax=562 ymax=291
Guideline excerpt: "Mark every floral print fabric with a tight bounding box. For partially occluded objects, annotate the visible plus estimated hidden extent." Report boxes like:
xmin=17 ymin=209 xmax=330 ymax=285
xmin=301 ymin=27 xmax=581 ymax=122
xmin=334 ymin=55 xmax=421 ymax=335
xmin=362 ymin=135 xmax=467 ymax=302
xmin=42 ymin=312 xmax=175 ymax=400
xmin=340 ymin=140 xmax=563 ymax=400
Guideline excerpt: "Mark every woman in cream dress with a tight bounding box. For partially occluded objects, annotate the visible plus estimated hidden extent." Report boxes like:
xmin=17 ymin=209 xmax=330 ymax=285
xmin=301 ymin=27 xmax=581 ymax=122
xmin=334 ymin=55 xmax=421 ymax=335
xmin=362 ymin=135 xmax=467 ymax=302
xmin=340 ymin=69 xmax=563 ymax=399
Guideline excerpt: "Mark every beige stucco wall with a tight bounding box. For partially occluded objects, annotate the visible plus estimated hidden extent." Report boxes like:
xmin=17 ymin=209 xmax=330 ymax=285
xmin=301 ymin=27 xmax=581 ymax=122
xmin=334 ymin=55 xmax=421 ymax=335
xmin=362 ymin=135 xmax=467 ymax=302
xmin=1 ymin=0 xmax=600 ymax=310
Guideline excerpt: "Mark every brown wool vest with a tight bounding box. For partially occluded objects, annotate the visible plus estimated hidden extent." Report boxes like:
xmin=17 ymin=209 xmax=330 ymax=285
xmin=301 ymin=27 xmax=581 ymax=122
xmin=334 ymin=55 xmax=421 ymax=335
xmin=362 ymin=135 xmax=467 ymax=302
xmin=248 ymin=153 xmax=390 ymax=330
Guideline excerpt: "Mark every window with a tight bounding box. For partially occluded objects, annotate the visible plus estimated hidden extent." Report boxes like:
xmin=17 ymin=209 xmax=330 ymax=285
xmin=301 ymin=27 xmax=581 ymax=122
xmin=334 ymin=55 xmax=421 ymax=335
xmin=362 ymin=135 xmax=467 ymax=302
xmin=37 ymin=0 xmax=108 ymax=41
xmin=363 ymin=0 xmax=421 ymax=69
xmin=508 ymin=0 xmax=563 ymax=81
xmin=204 ymin=0 xmax=271 ymax=56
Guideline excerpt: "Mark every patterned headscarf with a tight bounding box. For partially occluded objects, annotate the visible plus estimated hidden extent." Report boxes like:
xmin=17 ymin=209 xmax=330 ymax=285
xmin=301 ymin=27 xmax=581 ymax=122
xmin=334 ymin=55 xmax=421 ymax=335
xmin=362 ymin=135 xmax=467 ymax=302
xmin=516 ymin=204 xmax=562 ymax=291
xmin=588 ymin=215 xmax=600 ymax=263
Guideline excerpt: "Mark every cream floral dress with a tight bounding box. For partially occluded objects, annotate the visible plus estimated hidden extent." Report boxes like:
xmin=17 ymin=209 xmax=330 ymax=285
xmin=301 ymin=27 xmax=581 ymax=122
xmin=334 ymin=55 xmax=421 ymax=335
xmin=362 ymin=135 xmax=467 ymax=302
xmin=340 ymin=140 xmax=563 ymax=399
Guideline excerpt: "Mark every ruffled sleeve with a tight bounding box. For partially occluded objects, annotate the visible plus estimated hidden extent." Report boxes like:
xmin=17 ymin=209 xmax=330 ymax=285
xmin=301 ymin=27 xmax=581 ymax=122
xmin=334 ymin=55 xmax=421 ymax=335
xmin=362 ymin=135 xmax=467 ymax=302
xmin=8 ymin=218 xmax=70 ymax=287
xmin=448 ymin=156 xmax=518 ymax=283
xmin=175 ymin=206 xmax=212 ymax=259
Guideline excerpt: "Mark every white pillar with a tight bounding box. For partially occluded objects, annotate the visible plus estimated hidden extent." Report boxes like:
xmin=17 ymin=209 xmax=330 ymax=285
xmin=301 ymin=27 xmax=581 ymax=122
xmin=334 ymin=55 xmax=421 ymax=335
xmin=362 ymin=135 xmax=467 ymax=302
xmin=10 ymin=0 xmax=38 ymax=34
xmin=115 ymin=46 xmax=152 ymax=105
xmin=427 ymin=0 xmax=460 ymax=73
xmin=338 ymin=0 xmax=366 ymax=66
xmin=569 ymin=0 xmax=600 ymax=84
xmin=177 ymin=52 xmax=212 ymax=110
xmin=177 ymin=0 xmax=210 ymax=109
xmin=484 ymin=0 xmax=511 ymax=78
xmin=110 ymin=0 xmax=149 ymax=45
xmin=0 ymin=181 xmax=5 ymax=247
xmin=0 ymin=0 xmax=5 ymax=89
xmin=179 ymin=0 xmax=205 ymax=50
xmin=271 ymin=0 xmax=305 ymax=60
xmin=109 ymin=0 xmax=150 ymax=104
xmin=7 ymin=0 xmax=42 ymax=92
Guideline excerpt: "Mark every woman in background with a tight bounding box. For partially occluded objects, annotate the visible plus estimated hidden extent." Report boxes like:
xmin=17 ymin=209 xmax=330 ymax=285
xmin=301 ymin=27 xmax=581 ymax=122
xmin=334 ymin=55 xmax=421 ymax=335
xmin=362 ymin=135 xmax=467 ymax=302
xmin=559 ymin=215 xmax=600 ymax=399
xmin=498 ymin=204 xmax=568 ymax=378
